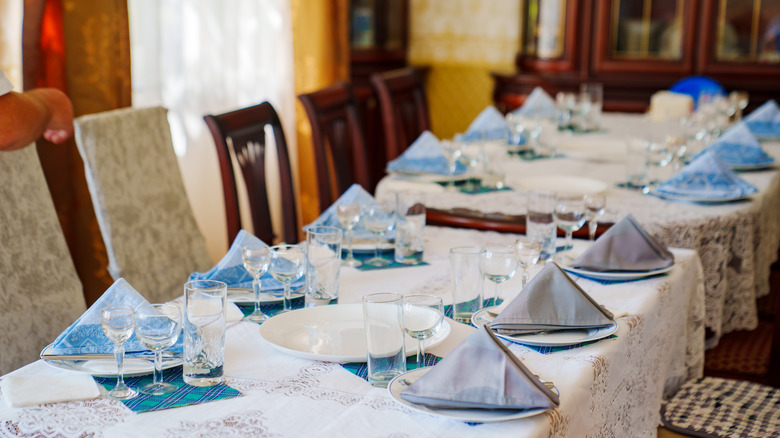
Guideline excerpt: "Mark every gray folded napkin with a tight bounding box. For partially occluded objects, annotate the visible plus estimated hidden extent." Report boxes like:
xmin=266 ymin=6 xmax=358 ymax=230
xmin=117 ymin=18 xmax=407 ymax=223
xmin=570 ymin=214 xmax=674 ymax=272
xmin=400 ymin=324 xmax=559 ymax=410
xmin=489 ymin=263 xmax=614 ymax=335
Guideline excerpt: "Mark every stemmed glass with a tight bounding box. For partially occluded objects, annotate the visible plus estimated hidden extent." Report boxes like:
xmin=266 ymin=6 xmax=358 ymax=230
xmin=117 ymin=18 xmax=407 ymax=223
xmin=269 ymin=244 xmax=305 ymax=313
xmin=101 ymin=306 xmax=138 ymax=400
xmin=337 ymin=202 xmax=362 ymax=267
xmin=135 ymin=303 xmax=181 ymax=396
xmin=514 ymin=238 xmax=541 ymax=288
xmin=363 ymin=203 xmax=395 ymax=267
xmin=441 ymin=140 xmax=463 ymax=191
xmin=553 ymin=194 xmax=587 ymax=259
xmin=730 ymin=91 xmax=749 ymax=122
xmin=479 ymin=246 xmax=518 ymax=306
xmin=242 ymin=246 xmax=271 ymax=323
xmin=402 ymin=294 xmax=444 ymax=368
xmin=585 ymin=194 xmax=606 ymax=241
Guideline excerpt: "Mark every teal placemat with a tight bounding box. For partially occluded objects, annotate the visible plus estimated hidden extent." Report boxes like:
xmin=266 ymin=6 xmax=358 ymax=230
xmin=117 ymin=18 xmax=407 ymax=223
xmin=351 ymin=251 xmax=429 ymax=271
xmin=94 ymin=366 xmax=242 ymax=413
xmin=341 ymin=353 xmax=442 ymax=380
xmin=437 ymin=178 xmax=511 ymax=194
xmin=236 ymin=295 xmax=306 ymax=319
xmin=508 ymin=150 xmax=564 ymax=161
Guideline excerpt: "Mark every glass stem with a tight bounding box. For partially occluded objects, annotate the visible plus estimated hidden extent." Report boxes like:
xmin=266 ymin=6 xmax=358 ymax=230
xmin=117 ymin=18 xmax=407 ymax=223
xmin=253 ymin=277 xmax=261 ymax=314
xmin=565 ymin=231 xmax=573 ymax=251
xmin=522 ymin=269 xmax=529 ymax=288
xmin=417 ymin=340 xmax=425 ymax=368
xmin=283 ymin=283 xmax=291 ymax=312
xmin=374 ymin=232 xmax=381 ymax=261
xmin=114 ymin=344 xmax=125 ymax=389
xmin=589 ymin=220 xmax=597 ymax=241
xmin=346 ymin=229 xmax=354 ymax=261
xmin=153 ymin=349 xmax=163 ymax=386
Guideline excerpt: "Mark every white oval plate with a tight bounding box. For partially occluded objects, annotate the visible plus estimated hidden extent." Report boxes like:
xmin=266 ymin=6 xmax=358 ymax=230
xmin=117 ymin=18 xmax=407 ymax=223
xmin=258 ymin=304 xmax=451 ymax=362
xmin=553 ymin=249 xmax=675 ymax=281
xmin=40 ymin=344 xmax=181 ymax=377
xmin=471 ymin=308 xmax=618 ymax=347
xmin=387 ymin=368 xmax=557 ymax=423
xmin=506 ymin=175 xmax=608 ymax=196
xmin=647 ymin=188 xmax=751 ymax=204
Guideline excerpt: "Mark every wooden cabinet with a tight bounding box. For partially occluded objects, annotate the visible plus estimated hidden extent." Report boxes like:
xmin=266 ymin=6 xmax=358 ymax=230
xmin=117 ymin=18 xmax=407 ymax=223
xmin=495 ymin=0 xmax=780 ymax=114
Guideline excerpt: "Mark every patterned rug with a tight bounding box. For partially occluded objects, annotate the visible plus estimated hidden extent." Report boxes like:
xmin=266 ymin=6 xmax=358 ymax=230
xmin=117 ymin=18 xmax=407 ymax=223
xmin=704 ymin=321 xmax=773 ymax=380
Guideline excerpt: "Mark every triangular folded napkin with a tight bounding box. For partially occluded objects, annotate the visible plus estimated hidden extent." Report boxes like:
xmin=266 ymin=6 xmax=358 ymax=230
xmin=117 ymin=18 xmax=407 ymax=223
xmin=49 ymin=278 xmax=182 ymax=355
xmin=744 ymin=99 xmax=780 ymax=139
xmin=189 ymin=229 xmax=300 ymax=291
xmin=458 ymin=106 xmax=510 ymax=141
xmin=571 ymin=215 xmax=674 ymax=272
xmin=510 ymin=87 xmax=557 ymax=119
xmin=400 ymin=325 xmax=559 ymax=410
xmin=700 ymin=122 xmax=773 ymax=168
xmin=307 ymin=183 xmax=382 ymax=241
xmin=489 ymin=263 xmax=614 ymax=335
xmin=387 ymin=131 xmax=467 ymax=176
xmin=654 ymin=151 xmax=758 ymax=199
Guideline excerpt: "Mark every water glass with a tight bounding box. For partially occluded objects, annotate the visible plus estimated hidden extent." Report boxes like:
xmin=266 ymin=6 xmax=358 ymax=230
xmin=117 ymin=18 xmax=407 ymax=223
xmin=100 ymin=306 xmax=137 ymax=400
xmin=626 ymin=137 xmax=649 ymax=189
xmin=556 ymin=92 xmax=577 ymax=131
xmin=579 ymin=83 xmax=603 ymax=132
xmin=136 ymin=303 xmax=182 ymax=395
xmin=526 ymin=190 xmax=557 ymax=261
xmin=553 ymin=194 xmax=587 ymax=255
xmin=305 ymin=226 xmax=342 ymax=306
xmin=514 ymin=238 xmax=541 ymax=288
xmin=337 ymin=202 xmax=362 ymax=267
xmin=362 ymin=292 xmax=406 ymax=387
xmin=729 ymin=90 xmax=749 ymax=121
xmin=585 ymin=194 xmax=606 ymax=241
xmin=449 ymin=246 xmax=484 ymax=323
xmin=441 ymin=140 xmax=463 ymax=191
xmin=364 ymin=202 xmax=395 ymax=267
xmin=183 ymin=280 xmax=226 ymax=387
xmin=479 ymin=246 xmax=518 ymax=306
xmin=646 ymin=139 xmax=674 ymax=187
xmin=242 ymin=246 xmax=271 ymax=323
xmin=269 ymin=244 xmax=306 ymax=312
xmin=402 ymin=294 xmax=443 ymax=369
xmin=395 ymin=193 xmax=425 ymax=265
xmin=505 ymin=113 xmax=527 ymax=148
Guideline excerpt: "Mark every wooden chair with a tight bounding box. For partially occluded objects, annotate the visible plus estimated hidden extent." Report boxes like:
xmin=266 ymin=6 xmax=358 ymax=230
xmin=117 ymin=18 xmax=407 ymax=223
xmin=204 ymin=102 xmax=298 ymax=245
xmin=370 ymin=67 xmax=431 ymax=162
xmin=298 ymin=82 xmax=371 ymax=209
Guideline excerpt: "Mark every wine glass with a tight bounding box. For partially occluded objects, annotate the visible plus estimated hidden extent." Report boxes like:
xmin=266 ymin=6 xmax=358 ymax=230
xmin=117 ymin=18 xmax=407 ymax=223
xmin=514 ymin=238 xmax=541 ymax=288
xmin=479 ymin=246 xmax=518 ymax=306
xmin=337 ymin=202 xmax=362 ymax=267
xmin=363 ymin=203 xmax=395 ymax=267
xmin=441 ymin=140 xmax=463 ymax=191
xmin=100 ymin=306 xmax=137 ymax=400
xmin=553 ymin=194 xmax=587 ymax=257
xmin=730 ymin=90 xmax=749 ymax=121
xmin=135 ymin=303 xmax=181 ymax=396
xmin=242 ymin=246 xmax=271 ymax=323
xmin=269 ymin=244 xmax=305 ymax=313
xmin=585 ymin=194 xmax=606 ymax=241
xmin=402 ymin=294 xmax=443 ymax=368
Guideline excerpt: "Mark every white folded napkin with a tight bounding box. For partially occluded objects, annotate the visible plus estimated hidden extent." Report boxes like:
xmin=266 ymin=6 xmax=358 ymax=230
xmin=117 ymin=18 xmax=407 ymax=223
xmin=2 ymin=374 xmax=100 ymax=407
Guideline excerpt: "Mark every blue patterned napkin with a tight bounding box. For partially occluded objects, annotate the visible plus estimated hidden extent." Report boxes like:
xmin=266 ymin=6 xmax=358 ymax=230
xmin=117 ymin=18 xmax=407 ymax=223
xmin=655 ymin=151 xmax=757 ymax=200
xmin=386 ymin=131 xmax=467 ymax=176
xmin=510 ymin=87 xmax=557 ymax=119
xmin=189 ymin=230 xmax=301 ymax=291
xmin=458 ymin=106 xmax=510 ymax=141
xmin=307 ymin=184 xmax=382 ymax=241
xmin=49 ymin=278 xmax=183 ymax=355
xmin=700 ymin=123 xmax=774 ymax=168
xmin=744 ymin=99 xmax=780 ymax=139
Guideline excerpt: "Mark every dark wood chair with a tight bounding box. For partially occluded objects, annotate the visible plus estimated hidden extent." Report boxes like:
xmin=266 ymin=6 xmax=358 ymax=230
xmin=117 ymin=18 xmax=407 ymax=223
xmin=370 ymin=67 xmax=431 ymax=162
xmin=298 ymin=82 xmax=371 ymax=210
xmin=204 ymin=102 xmax=299 ymax=245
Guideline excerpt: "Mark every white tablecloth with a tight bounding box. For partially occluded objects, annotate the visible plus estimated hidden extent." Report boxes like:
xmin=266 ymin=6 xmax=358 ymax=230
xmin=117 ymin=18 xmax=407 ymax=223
xmin=377 ymin=113 xmax=780 ymax=346
xmin=0 ymin=227 xmax=704 ymax=437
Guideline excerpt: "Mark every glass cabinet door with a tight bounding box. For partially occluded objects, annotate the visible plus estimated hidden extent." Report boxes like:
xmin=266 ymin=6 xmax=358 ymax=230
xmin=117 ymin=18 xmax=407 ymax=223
xmin=524 ymin=0 xmax=568 ymax=60
xmin=610 ymin=0 xmax=685 ymax=60
xmin=713 ymin=0 xmax=780 ymax=63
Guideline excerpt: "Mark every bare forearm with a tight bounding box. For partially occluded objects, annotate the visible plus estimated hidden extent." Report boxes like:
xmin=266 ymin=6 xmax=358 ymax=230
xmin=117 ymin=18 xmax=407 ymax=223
xmin=0 ymin=88 xmax=73 ymax=151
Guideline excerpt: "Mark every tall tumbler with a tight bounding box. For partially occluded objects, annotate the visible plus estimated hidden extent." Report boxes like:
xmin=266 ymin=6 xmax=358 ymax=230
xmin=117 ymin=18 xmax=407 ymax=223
xmin=449 ymin=246 xmax=484 ymax=323
xmin=362 ymin=292 xmax=406 ymax=387
xmin=526 ymin=190 xmax=558 ymax=261
xmin=395 ymin=192 xmax=426 ymax=265
xmin=183 ymin=280 xmax=227 ymax=387
xmin=305 ymin=225 xmax=342 ymax=307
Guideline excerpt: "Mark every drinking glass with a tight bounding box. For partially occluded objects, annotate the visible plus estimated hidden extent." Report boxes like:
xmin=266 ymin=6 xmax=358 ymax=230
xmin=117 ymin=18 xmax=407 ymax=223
xmin=579 ymin=83 xmax=603 ymax=132
xmin=505 ymin=113 xmax=527 ymax=149
xmin=363 ymin=203 xmax=395 ymax=267
xmin=100 ymin=306 xmax=137 ymax=400
xmin=269 ymin=244 xmax=305 ymax=313
xmin=441 ymin=140 xmax=463 ymax=191
xmin=242 ymin=246 xmax=271 ymax=323
xmin=585 ymin=194 xmax=606 ymax=241
xmin=526 ymin=190 xmax=557 ymax=260
xmin=337 ymin=202 xmax=362 ymax=267
xmin=135 ymin=303 xmax=182 ymax=396
xmin=402 ymin=294 xmax=443 ymax=369
xmin=514 ymin=238 xmax=541 ymax=288
xmin=646 ymin=140 xmax=674 ymax=188
xmin=479 ymin=246 xmax=518 ymax=306
xmin=553 ymin=194 xmax=586 ymax=256
xmin=730 ymin=91 xmax=749 ymax=122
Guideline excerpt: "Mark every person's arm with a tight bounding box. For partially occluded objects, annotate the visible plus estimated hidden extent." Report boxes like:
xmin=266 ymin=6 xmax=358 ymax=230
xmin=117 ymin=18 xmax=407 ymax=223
xmin=0 ymin=88 xmax=74 ymax=151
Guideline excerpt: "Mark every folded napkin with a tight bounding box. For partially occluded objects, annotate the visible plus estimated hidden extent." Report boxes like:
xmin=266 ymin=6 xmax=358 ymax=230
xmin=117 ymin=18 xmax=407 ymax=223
xmin=699 ymin=122 xmax=774 ymax=168
xmin=387 ymin=131 xmax=467 ymax=176
xmin=2 ymin=374 xmax=100 ymax=407
xmin=189 ymin=229 xmax=299 ymax=291
xmin=744 ymin=99 xmax=780 ymax=138
xmin=458 ymin=106 xmax=510 ymax=141
xmin=654 ymin=151 xmax=758 ymax=199
xmin=49 ymin=278 xmax=182 ymax=355
xmin=306 ymin=183 xmax=384 ymax=241
xmin=571 ymin=214 xmax=674 ymax=272
xmin=489 ymin=263 xmax=614 ymax=335
xmin=510 ymin=87 xmax=557 ymax=119
xmin=400 ymin=324 xmax=559 ymax=410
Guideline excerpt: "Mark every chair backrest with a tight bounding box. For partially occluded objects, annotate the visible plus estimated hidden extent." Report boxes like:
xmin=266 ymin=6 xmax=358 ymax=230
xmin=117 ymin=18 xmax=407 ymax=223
xmin=74 ymin=107 xmax=213 ymax=303
xmin=298 ymin=82 xmax=371 ymax=209
xmin=370 ymin=67 xmax=431 ymax=162
xmin=0 ymin=146 xmax=87 ymax=373
xmin=204 ymin=101 xmax=298 ymax=245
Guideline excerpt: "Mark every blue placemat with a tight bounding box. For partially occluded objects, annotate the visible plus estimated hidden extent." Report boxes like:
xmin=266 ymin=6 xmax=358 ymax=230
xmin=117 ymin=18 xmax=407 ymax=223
xmin=235 ymin=295 xmax=307 ymax=319
xmin=437 ymin=179 xmax=512 ymax=194
xmin=94 ymin=366 xmax=242 ymax=413
xmin=351 ymin=250 xmax=429 ymax=271
xmin=508 ymin=149 xmax=564 ymax=161
xmin=341 ymin=353 xmax=442 ymax=380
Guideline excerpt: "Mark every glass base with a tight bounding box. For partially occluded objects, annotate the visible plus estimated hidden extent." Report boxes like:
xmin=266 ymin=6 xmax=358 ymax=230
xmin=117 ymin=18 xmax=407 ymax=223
xmin=107 ymin=384 xmax=137 ymax=400
xmin=342 ymin=256 xmax=361 ymax=267
xmin=140 ymin=382 xmax=177 ymax=396
xmin=243 ymin=309 xmax=269 ymax=323
xmin=365 ymin=256 xmax=391 ymax=267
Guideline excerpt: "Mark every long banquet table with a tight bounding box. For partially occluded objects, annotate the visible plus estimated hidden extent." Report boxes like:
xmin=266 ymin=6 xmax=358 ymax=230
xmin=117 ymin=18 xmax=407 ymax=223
xmin=377 ymin=113 xmax=780 ymax=347
xmin=0 ymin=226 xmax=704 ymax=437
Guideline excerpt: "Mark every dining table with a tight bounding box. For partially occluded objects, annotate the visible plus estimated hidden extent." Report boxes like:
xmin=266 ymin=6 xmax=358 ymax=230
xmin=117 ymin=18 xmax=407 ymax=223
xmin=0 ymin=225 xmax=704 ymax=437
xmin=377 ymin=112 xmax=780 ymax=348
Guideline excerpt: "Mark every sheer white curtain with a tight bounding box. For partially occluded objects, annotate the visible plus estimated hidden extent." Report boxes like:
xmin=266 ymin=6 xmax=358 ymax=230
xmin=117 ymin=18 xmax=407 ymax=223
xmin=129 ymin=0 xmax=296 ymax=261
xmin=0 ymin=0 xmax=22 ymax=87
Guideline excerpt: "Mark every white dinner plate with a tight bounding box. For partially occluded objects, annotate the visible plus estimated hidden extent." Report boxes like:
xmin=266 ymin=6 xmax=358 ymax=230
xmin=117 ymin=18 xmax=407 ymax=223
xmin=506 ymin=175 xmax=608 ymax=196
xmin=227 ymin=288 xmax=303 ymax=306
xmin=730 ymin=161 xmax=775 ymax=171
xmin=40 ymin=344 xmax=181 ymax=377
xmin=388 ymin=171 xmax=470 ymax=185
xmin=471 ymin=308 xmax=618 ymax=347
xmin=553 ymin=248 xmax=675 ymax=281
xmin=387 ymin=368 xmax=558 ymax=423
xmin=556 ymin=138 xmax=626 ymax=162
xmin=647 ymin=188 xmax=752 ymax=204
xmin=258 ymin=304 xmax=451 ymax=362
xmin=349 ymin=241 xmax=394 ymax=254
